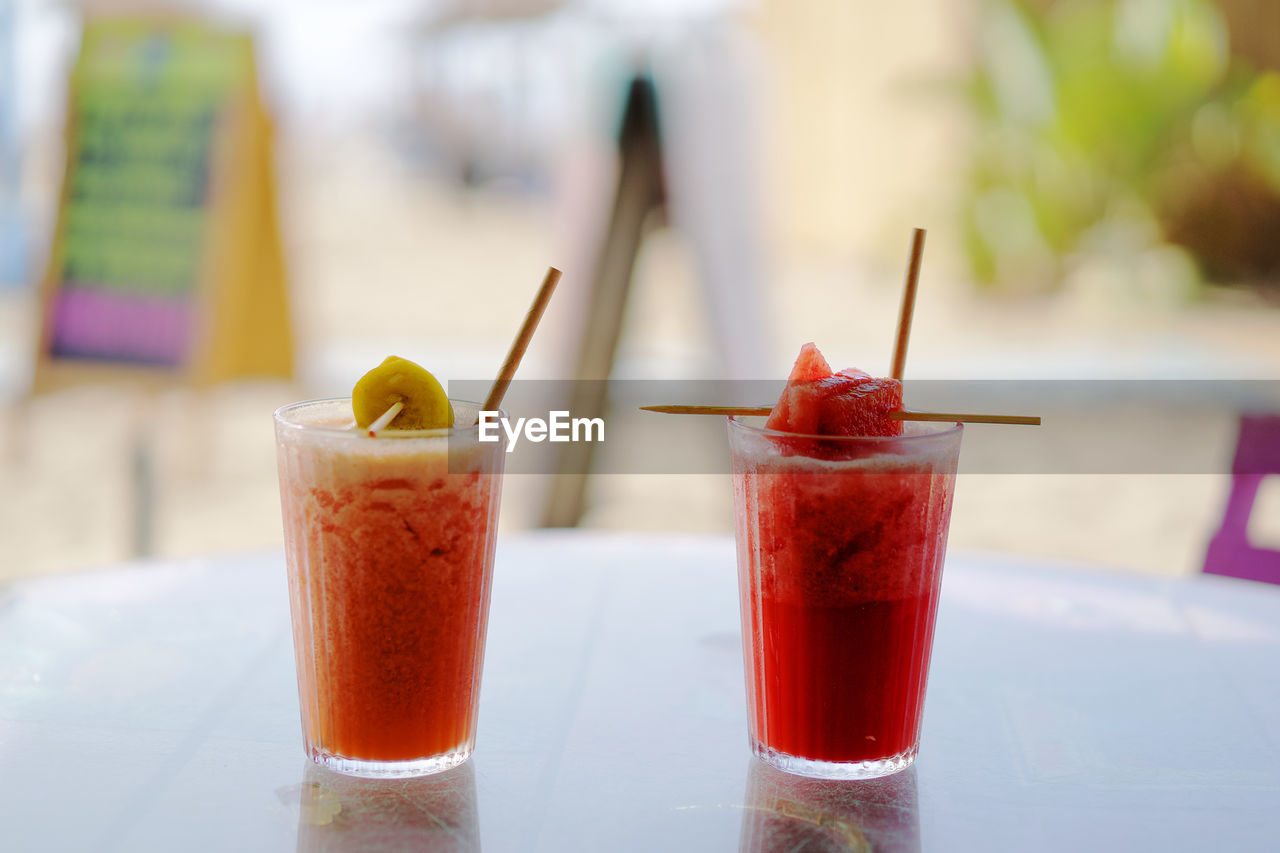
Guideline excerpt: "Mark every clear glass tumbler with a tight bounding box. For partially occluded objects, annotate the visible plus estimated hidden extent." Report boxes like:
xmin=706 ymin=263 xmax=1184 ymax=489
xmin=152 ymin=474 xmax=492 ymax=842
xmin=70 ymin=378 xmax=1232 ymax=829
xmin=275 ymin=399 xmax=504 ymax=778
xmin=729 ymin=417 xmax=961 ymax=779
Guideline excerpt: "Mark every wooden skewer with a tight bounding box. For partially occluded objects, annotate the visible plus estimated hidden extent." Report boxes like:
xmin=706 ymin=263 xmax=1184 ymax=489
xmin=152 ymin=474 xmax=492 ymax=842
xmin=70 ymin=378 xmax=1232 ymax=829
xmin=637 ymin=232 xmax=1047 ymax=429
xmin=481 ymin=266 xmax=562 ymax=416
xmin=890 ymin=228 xmax=925 ymax=381
xmin=888 ymin=410 xmax=1039 ymax=426
xmin=641 ymin=405 xmax=774 ymax=417
xmin=367 ymin=401 xmax=405 ymax=434
xmin=639 ymin=404 xmax=1039 ymax=426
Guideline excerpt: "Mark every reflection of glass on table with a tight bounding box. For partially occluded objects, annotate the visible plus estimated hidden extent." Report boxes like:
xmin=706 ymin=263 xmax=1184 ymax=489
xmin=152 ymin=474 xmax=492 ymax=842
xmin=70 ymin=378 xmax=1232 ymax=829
xmin=739 ymin=758 xmax=920 ymax=853
xmin=294 ymin=760 xmax=480 ymax=853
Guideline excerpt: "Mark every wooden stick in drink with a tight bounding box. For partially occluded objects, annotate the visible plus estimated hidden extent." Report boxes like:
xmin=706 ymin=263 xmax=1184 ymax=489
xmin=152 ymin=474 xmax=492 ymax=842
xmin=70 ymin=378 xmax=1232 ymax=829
xmin=482 ymin=266 xmax=563 ymax=416
xmin=890 ymin=228 xmax=926 ymax=381
xmin=639 ymin=229 xmax=1040 ymax=427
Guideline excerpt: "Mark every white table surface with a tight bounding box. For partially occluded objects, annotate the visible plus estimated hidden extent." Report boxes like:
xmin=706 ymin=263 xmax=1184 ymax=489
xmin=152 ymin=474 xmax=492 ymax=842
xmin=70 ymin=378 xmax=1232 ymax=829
xmin=1 ymin=532 xmax=1278 ymax=852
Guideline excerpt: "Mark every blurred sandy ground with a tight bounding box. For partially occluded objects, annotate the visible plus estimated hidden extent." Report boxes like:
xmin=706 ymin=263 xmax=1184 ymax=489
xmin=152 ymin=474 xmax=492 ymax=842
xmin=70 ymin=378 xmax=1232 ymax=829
xmin=2 ymin=0 xmax=1279 ymax=580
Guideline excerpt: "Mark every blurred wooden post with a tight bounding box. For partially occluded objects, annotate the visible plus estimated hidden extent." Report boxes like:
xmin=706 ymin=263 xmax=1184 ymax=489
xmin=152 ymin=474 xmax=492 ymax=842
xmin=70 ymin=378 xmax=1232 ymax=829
xmin=541 ymin=75 xmax=665 ymax=528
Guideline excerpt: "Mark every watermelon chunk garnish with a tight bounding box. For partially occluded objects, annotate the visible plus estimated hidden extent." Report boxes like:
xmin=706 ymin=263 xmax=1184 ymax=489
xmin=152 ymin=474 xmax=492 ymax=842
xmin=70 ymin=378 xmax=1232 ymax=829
xmin=765 ymin=344 xmax=903 ymax=437
xmin=785 ymin=342 xmax=832 ymax=383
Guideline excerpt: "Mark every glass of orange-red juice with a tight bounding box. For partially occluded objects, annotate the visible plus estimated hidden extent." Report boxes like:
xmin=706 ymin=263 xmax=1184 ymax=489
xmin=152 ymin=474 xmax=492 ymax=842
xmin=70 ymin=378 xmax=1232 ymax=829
xmin=274 ymin=398 xmax=504 ymax=778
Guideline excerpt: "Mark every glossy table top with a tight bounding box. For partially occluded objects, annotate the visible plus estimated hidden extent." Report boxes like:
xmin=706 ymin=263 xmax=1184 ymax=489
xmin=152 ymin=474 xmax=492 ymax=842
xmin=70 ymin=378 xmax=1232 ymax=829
xmin=2 ymin=533 xmax=1278 ymax=852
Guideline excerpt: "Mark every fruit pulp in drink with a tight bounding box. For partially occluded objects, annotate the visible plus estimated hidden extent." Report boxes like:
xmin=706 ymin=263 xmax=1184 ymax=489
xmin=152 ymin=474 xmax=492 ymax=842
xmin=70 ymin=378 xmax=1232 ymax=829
xmin=731 ymin=422 xmax=959 ymax=769
xmin=276 ymin=399 xmax=503 ymax=770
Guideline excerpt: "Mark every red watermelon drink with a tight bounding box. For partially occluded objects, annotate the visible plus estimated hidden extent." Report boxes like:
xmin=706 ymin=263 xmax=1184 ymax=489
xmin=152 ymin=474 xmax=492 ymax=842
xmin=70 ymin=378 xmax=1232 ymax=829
xmin=729 ymin=344 xmax=961 ymax=779
xmin=275 ymin=397 xmax=504 ymax=778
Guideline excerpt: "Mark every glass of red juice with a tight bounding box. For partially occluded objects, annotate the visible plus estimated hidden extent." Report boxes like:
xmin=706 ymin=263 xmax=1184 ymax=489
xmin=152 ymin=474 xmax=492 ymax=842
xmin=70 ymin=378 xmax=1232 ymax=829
xmin=728 ymin=416 xmax=961 ymax=779
xmin=275 ymin=399 xmax=505 ymax=778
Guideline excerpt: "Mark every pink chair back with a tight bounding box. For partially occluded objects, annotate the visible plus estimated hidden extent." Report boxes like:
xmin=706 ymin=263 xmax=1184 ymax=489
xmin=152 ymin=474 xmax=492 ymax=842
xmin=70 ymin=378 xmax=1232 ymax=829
xmin=1204 ymin=414 xmax=1280 ymax=584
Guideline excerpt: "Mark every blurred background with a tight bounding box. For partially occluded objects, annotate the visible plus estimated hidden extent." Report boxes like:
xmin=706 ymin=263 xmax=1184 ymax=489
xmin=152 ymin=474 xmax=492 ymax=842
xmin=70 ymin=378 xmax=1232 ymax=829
xmin=1 ymin=0 xmax=1278 ymax=580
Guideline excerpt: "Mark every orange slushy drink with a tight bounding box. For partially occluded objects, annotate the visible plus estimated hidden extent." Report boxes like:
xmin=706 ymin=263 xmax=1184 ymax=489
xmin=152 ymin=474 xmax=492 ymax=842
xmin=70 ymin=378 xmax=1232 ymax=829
xmin=275 ymin=398 xmax=504 ymax=778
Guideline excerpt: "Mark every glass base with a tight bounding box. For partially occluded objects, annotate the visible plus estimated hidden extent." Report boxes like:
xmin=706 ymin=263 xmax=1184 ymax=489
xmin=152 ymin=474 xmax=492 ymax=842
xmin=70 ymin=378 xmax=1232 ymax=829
xmin=307 ymin=743 xmax=473 ymax=779
xmin=752 ymin=742 xmax=918 ymax=780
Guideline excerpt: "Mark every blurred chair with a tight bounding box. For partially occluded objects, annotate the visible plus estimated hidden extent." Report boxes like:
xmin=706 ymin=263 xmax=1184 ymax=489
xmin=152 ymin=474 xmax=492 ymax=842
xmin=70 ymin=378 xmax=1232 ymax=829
xmin=1203 ymin=414 xmax=1280 ymax=584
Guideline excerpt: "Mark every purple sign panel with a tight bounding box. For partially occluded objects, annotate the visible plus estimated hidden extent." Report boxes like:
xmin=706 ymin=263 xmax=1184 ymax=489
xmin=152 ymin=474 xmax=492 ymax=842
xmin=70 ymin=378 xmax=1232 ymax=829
xmin=50 ymin=284 xmax=193 ymax=367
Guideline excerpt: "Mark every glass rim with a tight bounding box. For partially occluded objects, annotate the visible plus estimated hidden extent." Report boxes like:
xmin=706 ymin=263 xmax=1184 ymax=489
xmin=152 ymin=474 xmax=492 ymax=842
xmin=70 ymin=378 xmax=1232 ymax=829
xmin=727 ymin=414 xmax=963 ymax=444
xmin=274 ymin=397 xmax=502 ymax=438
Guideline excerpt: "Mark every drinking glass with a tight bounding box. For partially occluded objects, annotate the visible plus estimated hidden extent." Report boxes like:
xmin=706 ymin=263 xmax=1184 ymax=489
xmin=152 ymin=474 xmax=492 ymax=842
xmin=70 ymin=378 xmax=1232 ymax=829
xmin=275 ymin=399 xmax=504 ymax=777
xmin=729 ymin=417 xmax=961 ymax=779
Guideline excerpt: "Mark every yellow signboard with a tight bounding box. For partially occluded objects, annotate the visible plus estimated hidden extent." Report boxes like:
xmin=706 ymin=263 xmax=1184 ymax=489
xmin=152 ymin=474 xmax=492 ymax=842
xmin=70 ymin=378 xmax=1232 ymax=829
xmin=35 ymin=15 xmax=292 ymax=390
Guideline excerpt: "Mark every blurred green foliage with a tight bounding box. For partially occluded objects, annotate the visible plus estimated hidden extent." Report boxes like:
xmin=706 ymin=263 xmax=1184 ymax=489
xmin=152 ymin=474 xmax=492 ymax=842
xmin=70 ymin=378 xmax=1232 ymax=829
xmin=963 ymin=0 xmax=1280 ymax=297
